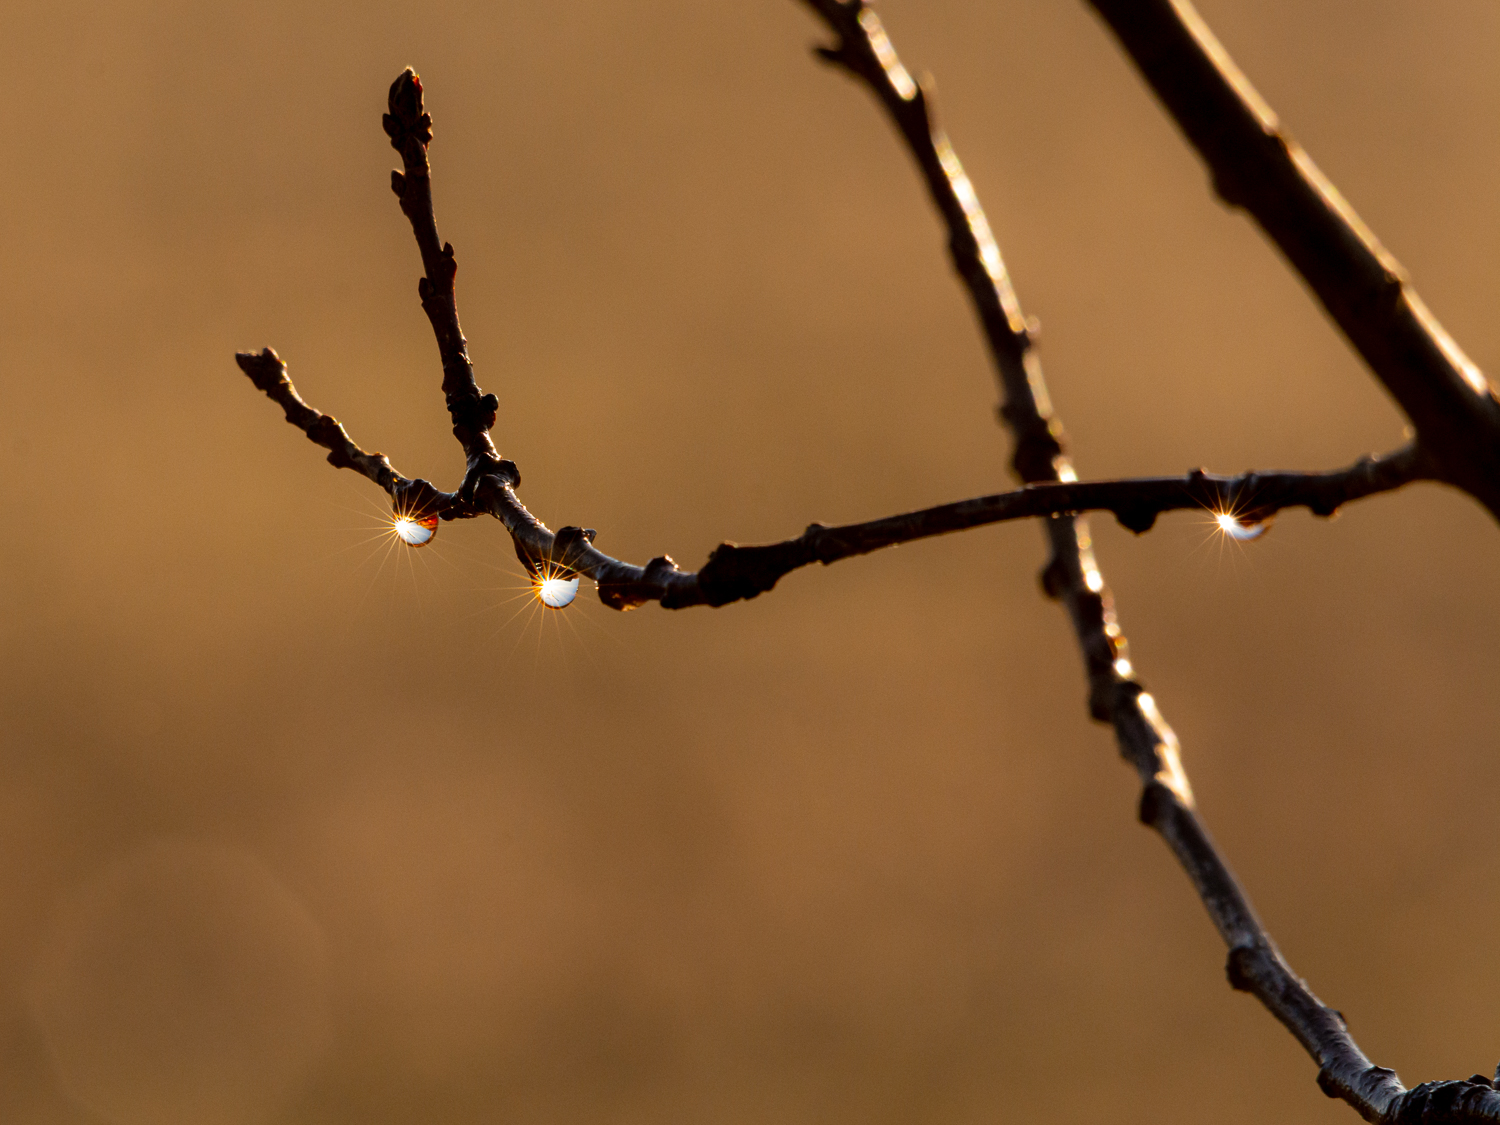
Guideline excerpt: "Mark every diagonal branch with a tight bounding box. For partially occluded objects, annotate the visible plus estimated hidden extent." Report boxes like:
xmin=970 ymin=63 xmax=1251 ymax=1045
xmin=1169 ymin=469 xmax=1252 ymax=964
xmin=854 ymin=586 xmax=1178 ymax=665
xmin=797 ymin=3 xmax=1500 ymax=1123
xmin=809 ymin=1 xmax=1064 ymax=485
xmin=1084 ymin=0 xmax=1500 ymax=521
xmin=235 ymin=348 xmax=403 ymax=495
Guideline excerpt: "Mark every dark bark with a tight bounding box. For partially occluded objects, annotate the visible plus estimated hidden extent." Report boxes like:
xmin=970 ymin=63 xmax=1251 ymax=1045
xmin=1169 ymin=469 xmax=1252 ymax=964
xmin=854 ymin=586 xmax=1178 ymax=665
xmin=236 ymin=342 xmax=1422 ymax=608
xmin=234 ymin=347 xmax=401 ymax=495
xmin=384 ymin=69 xmax=513 ymax=500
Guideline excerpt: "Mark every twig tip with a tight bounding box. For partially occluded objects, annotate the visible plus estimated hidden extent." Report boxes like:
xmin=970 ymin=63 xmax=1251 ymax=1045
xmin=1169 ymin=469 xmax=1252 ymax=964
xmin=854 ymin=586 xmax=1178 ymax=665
xmin=384 ymin=67 xmax=431 ymax=151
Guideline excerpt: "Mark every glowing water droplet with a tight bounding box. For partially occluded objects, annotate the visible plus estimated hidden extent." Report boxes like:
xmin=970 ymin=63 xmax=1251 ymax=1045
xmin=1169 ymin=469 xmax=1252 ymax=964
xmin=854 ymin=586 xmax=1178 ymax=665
xmin=1215 ymin=512 xmax=1268 ymax=541
xmin=537 ymin=575 xmax=580 ymax=609
xmin=393 ymin=514 xmax=438 ymax=547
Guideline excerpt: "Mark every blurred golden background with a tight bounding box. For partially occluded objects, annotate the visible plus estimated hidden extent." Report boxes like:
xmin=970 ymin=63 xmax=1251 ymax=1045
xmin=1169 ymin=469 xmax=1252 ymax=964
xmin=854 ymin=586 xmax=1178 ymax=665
xmin=2 ymin=2 xmax=1499 ymax=1122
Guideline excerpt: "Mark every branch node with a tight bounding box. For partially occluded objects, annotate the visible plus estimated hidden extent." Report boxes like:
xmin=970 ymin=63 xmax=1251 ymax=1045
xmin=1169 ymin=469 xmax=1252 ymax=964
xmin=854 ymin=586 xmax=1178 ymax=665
xmin=644 ymin=555 xmax=678 ymax=580
xmin=999 ymin=402 xmax=1066 ymax=483
xmin=1038 ymin=555 xmax=1067 ymax=601
xmin=446 ymin=389 xmax=499 ymax=442
xmin=553 ymin=525 xmax=596 ymax=570
xmin=1317 ymin=1068 xmax=1341 ymax=1100
xmin=1386 ymin=1078 xmax=1500 ymax=1124
xmin=1225 ymin=944 xmax=1256 ymax=992
xmin=1138 ymin=779 xmax=1172 ymax=828
xmin=1114 ymin=506 xmax=1158 ymax=534
xmin=458 ymin=455 xmax=518 ymax=506
xmin=235 ymin=346 xmax=291 ymax=395
xmin=1088 ymin=677 xmax=1115 ymax=723
xmin=391 ymin=477 xmax=446 ymax=520
xmin=803 ymin=522 xmax=839 ymax=563
xmin=697 ymin=543 xmax=781 ymax=606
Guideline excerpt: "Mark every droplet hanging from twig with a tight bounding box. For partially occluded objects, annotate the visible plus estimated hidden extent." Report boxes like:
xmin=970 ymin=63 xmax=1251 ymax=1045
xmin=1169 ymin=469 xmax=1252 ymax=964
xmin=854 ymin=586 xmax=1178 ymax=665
xmin=536 ymin=574 xmax=580 ymax=609
xmin=392 ymin=513 xmax=438 ymax=547
xmin=1215 ymin=512 xmax=1269 ymax=541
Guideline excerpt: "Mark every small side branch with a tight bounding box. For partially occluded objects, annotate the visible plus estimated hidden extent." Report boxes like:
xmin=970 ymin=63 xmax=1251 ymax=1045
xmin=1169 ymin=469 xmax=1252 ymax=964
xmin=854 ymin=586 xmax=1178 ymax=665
xmin=234 ymin=348 xmax=402 ymax=495
xmin=384 ymin=69 xmax=507 ymax=485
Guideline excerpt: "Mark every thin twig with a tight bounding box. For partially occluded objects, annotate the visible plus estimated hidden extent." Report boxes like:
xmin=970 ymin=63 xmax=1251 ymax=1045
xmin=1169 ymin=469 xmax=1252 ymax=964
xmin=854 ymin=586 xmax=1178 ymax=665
xmin=682 ymin=442 xmax=1425 ymax=601
xmin=384 ymin=69 xmax=513 ymax=501
xmin=234 ymin=348 xmax=402 ymax=494
xmin=235 ymin=346 xmax=1422 ymax=608
xmin=798 ymin=3 xmax=1500 ymax=1123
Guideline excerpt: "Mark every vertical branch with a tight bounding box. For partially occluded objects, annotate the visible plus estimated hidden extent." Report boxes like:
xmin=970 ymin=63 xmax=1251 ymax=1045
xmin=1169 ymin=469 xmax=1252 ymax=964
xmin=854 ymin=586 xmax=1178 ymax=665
xmin=383 ymin=69 xmax=507 ymax=490
xmin=814 ymin=4 xmax=1063 ymax=486
xmin=801 ymin=0 xmax=1162 ymax=821
xmin=805 ymin=1 xmax=1164 ymax=861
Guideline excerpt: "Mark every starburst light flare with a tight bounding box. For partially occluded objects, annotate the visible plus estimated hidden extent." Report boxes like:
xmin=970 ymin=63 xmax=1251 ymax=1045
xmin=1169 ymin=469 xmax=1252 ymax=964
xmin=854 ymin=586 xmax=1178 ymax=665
xmin=536 ymin=574 xmax=581 ymax=609
xmin=392 ymin=513 xmax=439 ymax=547
xmin=1215 ymin=511 xmax=1268 ymax=541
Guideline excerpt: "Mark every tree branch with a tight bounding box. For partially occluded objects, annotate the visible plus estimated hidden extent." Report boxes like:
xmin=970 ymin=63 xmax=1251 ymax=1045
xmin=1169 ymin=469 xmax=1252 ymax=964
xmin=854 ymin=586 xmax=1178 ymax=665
xmin=236 ymin=340 xmax=1423 ymax=609
xmin=666 ymin=443 xmax=1424 ymax=606
xmin=384 ymin=69 xmax=511 ymax=497
xmin=798 ymin=3 xmax=1500 ymax=1122
xmin=246 ymin=59 xmax=1423 ymax=614
xmin=1084 ymin=0 xmax=1499 ymax=521
xmin=234 ymin=347 xmax=403 ymax=495
xmin=807 ymin=0 xmax=1065 ymax=486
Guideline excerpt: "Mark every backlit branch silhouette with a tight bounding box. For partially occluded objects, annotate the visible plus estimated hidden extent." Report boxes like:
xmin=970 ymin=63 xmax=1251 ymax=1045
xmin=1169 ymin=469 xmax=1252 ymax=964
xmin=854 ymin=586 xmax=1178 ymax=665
xmin=235 ymin=3 xmax=1500 ymax=1121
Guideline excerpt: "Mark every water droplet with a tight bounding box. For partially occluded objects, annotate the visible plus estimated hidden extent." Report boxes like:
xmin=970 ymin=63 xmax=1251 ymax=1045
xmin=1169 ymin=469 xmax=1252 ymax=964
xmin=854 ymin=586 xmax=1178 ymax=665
xmin=1215 ymin=512 xmax=1268 ymax=541
xmin=536 ymin=575 xmax=580 ymax=609
xmin=392 ymin=513 xmax=438 ymax=547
